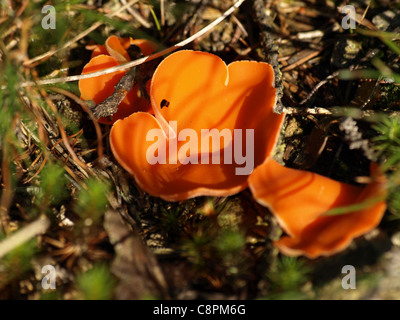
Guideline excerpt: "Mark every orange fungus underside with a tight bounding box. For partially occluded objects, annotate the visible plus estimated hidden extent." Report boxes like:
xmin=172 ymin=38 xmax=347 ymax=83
xmin=248 ymin=158 xmax=387 ymax=258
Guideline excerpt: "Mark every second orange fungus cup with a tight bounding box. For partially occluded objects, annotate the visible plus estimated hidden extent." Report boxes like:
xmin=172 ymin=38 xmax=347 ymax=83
xmin=79 ymin=35 xmax=157 ymax=124
xmin=248 ymin=158 xmax=387 ymax=258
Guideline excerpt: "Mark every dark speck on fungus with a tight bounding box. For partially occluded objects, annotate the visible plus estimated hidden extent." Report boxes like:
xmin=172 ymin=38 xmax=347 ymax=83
xmin=160 ymin=99 xmax=170 ymax=109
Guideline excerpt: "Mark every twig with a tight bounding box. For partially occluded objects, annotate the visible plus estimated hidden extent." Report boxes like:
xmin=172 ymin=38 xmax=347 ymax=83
xmin=299 ymin=71 xmax=339 ymax=105
xmin=24 ymin=154 xmax=48 ymax=184
xmin=284 ymin=106 xmax=334 ymax=115
xmin=160 ymin=0 xmax=165 ymax=27
xmin=299 ymin=49 xmax=381 ymax=106
xmin=0 ymin=216 xmax=50 ymax=258
xmin=92 ymin=67 xmax=138 ymax=119
xmin=281 ymin=49 xmax=324 ymax=72
xmin=91 ymin=58 xmax=159 ymax=119
xmin=253 ymin=0 xmax=283 ymax=113
xmin=120 ymin=0 xmax=151 ymax=28
xmin=283 ymin=106 xmax=400 ymax=120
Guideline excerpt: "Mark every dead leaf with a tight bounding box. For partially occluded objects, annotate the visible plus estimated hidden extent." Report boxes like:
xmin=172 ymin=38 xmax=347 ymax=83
xmin=104 ymin=209 xmax=169 ymax=299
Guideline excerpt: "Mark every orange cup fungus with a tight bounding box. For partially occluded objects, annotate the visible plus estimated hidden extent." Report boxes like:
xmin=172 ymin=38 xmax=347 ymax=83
xmin=79 ymin=35 xmax=157 ymax=124
xmin=248 ymin=158 xmax=387 ymax=258
xmin=79 ymin=37 xmax=387 ymax=258
xmin=110 ymin=50 xmax=285 ymax=201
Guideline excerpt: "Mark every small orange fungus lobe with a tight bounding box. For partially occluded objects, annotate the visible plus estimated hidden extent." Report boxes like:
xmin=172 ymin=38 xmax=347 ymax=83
xmin=110 ymin=50 xmax=285 ymax=201
xmin=79 ymin=36 xmax=157 ymax=124
xmin=248 ymin=158 xmax=387 ymax=258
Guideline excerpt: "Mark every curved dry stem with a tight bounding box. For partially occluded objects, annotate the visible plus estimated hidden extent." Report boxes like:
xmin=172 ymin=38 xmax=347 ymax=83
xmin=38 ymin=87 xmax=91 ymax=176
xmin=49 ymin=87 xmax=105 ymax=162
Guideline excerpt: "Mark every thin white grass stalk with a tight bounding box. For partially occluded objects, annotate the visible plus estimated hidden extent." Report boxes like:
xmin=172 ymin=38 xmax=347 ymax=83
xmin=0 ymin=216 xmax=50 ymax=259
xmin=160 ymin=0 xmax=165 ymax=27
xmin=19 ymin=0 xmax=246 ymax=87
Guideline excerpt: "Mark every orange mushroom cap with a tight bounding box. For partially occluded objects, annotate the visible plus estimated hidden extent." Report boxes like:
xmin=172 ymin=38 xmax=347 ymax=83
xmin=130 ymin=39 xmax=158 ymax=56
xmin=79 ymin=36 xmax=157 ymax=124
xmin=88 ymin=36 xmax=157 ymax=60
xmin=110 ymin=50 xmax=285 ymax=201
xmin=248 ymin=158 xmax=387 ymax=258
